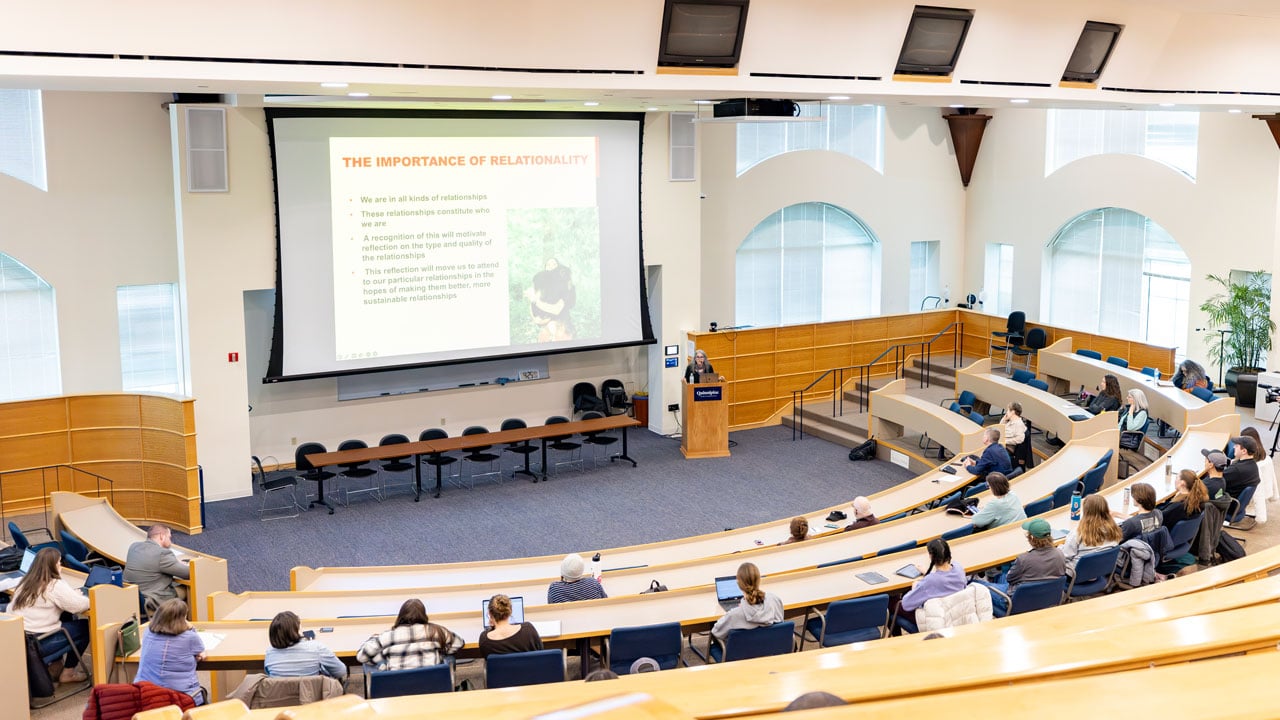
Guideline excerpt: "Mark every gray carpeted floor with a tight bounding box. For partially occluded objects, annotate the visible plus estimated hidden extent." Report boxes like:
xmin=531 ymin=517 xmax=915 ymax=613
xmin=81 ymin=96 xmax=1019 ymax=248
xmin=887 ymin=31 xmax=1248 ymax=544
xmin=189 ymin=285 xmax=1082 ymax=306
xmin=177 ymin=426 xmax=913 ymax=591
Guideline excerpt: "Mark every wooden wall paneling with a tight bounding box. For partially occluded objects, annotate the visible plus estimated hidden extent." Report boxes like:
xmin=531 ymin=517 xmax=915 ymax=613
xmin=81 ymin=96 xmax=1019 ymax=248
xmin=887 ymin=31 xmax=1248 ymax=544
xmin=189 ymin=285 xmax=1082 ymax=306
xmin=733 ymin=378 xmax=774 ymax=404
xmin=853 ymin=317 xmax=889 ymax=343
xmin=0 ymin=397 xmax=67 ymax=437
xmin=0 ymin=433 xmax=71 ymax=472
xmin=851 ymin=340 xmax=889 ymax=365
xmin=775 ymin=325 xmax=814 ymax=350
xmin=690 ymin=331 xmax=734 ymax=358
xmin=814 ymin=345 xmax=852 ymax=370
xmin=67 ymin=395 xmax=141 ymax=428
xmin=775 ymin=349 xmax=814 ymax=376
xmin=776 ymin=373 xmax=819 ymax=400
xmin=70 ymin=428 xmax=142 ymax=463
xmin=734 ymin=354 xmax=775 ymax=381
xmin=813 ymin=321 xmax=852 ymax=346
xmin=732 ymin=329 xmax=776 ymax=355
xmin=145 ymin=493 xmax=201 ymax=534
xmin=0 ymin=469 xmax=52 ymax=515
xmin=138 ymin=395 xmax=185 ymax=430
xmin=885 ymin=314 xmax=923 ymax=342
xmin=140 ymin=429 xmax=187 ymax=466
xmin=110 ymin=490 xmax=148 ymax=522
xmin=730 ymin=400 xmax=775 ymax=425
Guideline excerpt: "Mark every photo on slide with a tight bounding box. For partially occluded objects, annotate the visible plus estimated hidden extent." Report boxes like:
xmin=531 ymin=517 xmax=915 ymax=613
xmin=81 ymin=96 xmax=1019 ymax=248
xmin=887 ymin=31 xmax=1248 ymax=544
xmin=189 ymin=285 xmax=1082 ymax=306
xmin=507 ymin=207 xmax=601 ymax=346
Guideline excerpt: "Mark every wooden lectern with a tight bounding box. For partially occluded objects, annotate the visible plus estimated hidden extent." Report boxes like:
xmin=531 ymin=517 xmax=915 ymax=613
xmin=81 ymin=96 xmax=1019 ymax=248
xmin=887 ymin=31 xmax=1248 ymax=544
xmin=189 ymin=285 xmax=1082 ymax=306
xmin=681 ymin=380 xmax=730 ymax=459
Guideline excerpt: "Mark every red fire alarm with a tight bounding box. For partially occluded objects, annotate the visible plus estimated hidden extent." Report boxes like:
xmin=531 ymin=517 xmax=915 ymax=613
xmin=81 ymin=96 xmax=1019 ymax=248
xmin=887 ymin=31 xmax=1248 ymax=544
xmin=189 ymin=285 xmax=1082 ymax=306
xmin=228 ymin=352 xmax=239 ymax=362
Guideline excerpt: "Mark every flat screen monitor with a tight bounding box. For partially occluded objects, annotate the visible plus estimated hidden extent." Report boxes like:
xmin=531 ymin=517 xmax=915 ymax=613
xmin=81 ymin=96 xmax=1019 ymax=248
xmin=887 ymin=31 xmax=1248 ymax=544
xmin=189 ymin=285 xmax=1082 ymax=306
xmin=895 ymin=5 xmax=974 ymax=76
xmin=658 ymin=0 xmax=751 ymax=68
xmin=1062 ymin=21 xmax=1123 ymax=82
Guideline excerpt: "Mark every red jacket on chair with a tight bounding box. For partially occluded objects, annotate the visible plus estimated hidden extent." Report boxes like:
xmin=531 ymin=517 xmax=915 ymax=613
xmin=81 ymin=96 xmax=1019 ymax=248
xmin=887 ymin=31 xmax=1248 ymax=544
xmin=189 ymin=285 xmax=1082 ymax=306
xmin=82 ymin=681 xmax=196 ymax=720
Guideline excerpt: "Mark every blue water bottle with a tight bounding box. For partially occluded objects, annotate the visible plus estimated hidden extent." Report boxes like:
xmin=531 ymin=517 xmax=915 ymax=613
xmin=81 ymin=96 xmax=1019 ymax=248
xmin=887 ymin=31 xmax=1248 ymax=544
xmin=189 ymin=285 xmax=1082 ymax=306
xmin=1069 ymin=491 xmax=1082 ymax=521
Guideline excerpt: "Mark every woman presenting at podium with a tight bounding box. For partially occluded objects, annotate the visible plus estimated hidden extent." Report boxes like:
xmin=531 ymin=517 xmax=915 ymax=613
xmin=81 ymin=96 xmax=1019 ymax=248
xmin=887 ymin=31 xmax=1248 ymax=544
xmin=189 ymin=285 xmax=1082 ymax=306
xmin=685 ymin=349 xmax=725 ymax=384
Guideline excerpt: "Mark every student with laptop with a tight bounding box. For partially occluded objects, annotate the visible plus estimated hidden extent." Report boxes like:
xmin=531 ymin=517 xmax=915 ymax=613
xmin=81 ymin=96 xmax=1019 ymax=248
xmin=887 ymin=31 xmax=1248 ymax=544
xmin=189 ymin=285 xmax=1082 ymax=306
xmin=9 ymin=547 xmax=90 ymax=683
xmin=356 ymin=598 xmax=464 ymax=671
xmin=711 ymin=562 xmax=783 ymax=641
xmin=479 ymin=594 xmax=543 ymax=658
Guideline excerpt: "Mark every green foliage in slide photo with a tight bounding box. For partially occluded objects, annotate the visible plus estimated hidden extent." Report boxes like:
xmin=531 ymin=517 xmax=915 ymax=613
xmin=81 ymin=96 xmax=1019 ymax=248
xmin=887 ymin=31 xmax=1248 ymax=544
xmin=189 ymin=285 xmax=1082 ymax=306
xmin=507 ymin=207 xmax=601 ymax=345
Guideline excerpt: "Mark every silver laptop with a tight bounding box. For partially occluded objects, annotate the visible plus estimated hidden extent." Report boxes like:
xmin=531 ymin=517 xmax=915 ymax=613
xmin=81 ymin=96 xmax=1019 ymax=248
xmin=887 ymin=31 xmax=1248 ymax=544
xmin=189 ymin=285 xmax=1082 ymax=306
xmin=482 ymin=595 xmax=525 ymax=628
xmin=0 ymin=548 xmax=37 ymax=583
xmin=715 ymin=575 xmax=743 ymax=611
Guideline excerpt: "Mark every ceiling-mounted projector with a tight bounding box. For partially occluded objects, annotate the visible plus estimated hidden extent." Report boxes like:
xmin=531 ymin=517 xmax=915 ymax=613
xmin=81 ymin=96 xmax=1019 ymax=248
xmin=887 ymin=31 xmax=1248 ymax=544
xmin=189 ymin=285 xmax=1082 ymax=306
xmin=713 ymin=98 xmax=800 ymax=119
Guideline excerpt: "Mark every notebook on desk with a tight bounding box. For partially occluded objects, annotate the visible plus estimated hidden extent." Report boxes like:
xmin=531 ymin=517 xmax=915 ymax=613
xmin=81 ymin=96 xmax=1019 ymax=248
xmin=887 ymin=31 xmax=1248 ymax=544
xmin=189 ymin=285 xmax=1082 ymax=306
xmin=715 ymin=575 xmax=743 ymax=611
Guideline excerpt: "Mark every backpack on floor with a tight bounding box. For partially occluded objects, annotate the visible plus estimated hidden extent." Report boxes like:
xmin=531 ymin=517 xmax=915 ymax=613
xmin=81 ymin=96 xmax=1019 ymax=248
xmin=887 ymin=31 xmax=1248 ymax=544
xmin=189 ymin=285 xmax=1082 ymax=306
xmin=1217 ymin=532 xmax=1246 ymax=563
xmin=848 ymin=439 xmax=877 ymax=462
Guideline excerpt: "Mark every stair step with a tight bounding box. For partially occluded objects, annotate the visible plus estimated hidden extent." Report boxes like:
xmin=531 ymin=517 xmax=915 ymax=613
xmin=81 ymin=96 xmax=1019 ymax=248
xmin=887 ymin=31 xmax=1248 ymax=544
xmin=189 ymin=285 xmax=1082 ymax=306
xmin=781 ymin=415 xmax=868 ymax=448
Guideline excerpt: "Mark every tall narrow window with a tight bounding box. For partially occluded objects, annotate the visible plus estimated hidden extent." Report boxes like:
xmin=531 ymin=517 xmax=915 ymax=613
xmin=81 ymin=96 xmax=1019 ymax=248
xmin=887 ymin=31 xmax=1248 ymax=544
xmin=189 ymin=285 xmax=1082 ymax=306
xmin=0 ymin=253 xmax=60 ymax=400
xmin=735 ymin=203 xmax=880 ymax=327
xmin=118 ymin=284 xmax=186 ymax=395
xmin=1045 ymin=208 xmax=1191 ymax=356
xmin=984 ymin=244 xmax=1014 ymax=317
xmin=736 ymin=104 xmax=884 ymax=176
xmin=909 ymin=241 xmax=941 ymax=311
xmin=0 ymin=89 xmax=47 ymax=191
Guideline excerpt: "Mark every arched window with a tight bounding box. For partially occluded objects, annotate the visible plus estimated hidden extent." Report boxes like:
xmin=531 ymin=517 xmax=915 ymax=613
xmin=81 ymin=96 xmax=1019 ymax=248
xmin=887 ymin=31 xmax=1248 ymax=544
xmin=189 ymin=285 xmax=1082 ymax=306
xmin=736 ymin=104 xmax=884 ymax=176
xmin=0 ymin=253 xmax=60 ymax=400
xmin=1044 ymin=208 xmax=1190 ymax=354
xmin=736 ymin=203 xmax=880 ymax=327
xmin=1046 ymin=109 xmax=1198 ymax=180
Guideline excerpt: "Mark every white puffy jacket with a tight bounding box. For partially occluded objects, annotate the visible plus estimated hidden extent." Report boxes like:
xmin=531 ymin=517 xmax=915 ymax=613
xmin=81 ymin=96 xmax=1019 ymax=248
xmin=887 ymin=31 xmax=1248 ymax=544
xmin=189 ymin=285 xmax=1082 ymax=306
xmin=916 ymin=584 xmax=993 ymax=633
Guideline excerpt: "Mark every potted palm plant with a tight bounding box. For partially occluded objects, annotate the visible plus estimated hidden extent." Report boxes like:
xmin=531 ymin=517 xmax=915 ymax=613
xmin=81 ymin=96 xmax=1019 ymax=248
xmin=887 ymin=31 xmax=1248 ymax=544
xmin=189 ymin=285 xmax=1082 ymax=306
xmin=1200 ymin=271 xmax=1275 ymax=407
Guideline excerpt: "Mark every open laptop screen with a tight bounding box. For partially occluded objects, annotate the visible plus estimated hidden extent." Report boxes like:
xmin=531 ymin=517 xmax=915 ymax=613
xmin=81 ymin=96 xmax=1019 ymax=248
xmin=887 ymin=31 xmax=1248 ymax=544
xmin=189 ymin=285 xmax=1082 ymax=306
xmin=482 ymin=596 xmax=525 ymax=627
xmin=715 ymin=576 xmax=743 ymax=602
xmin=19 ymin=548 xmax=35 ymax=574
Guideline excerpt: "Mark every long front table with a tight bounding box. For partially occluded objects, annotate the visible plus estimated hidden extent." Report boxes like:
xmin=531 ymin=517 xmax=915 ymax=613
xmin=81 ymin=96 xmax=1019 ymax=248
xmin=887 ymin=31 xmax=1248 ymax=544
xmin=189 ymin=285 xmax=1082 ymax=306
xmin=303 ymin=414 xmax=641 ymax=501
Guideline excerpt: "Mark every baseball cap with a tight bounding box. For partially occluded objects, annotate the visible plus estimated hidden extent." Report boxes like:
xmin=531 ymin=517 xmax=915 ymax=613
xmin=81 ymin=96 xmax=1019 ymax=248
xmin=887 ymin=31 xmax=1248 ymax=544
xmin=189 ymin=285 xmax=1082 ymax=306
xmin=1021 ymin=518 xmax=1052 ymax=538
xmin=1201 ymin=448 xmax=1229 ymax=471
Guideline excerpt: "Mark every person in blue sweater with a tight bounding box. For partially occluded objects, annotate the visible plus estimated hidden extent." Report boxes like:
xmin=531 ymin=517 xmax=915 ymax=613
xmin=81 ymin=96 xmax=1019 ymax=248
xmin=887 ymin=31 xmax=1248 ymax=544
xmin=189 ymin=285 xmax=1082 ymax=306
xmin=963 ymin=428 xmax=1012 ymax=481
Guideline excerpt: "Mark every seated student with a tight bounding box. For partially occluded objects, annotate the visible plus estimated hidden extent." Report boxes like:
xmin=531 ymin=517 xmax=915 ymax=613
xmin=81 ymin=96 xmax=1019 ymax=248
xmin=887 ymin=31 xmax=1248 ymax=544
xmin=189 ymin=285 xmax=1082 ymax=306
xmin=547 ymin=554 xmax=607 ymax=603
xmin=265 ymin=611 xmax=346 ymax=681
xmin=1084 ymin=374 xmax=1123 ymax=415
xmin=1115 ymin=482 xmax=1163 ymax=540
xmin=963 ymin=427 xmax=1012 ymax=480
xmin=1118 ymin=388 xmax=1149 ymax=431
xmin=1223 ymin=435 xmax=1262 ymax=500
xmin=479 ymin=594 xmax=543 ymax=658
xmin=357 ymin=599 xmax=464 ymax=671
xmin=711 ymin=562 xmax=783 ymax=641
xmin=968 ymin=472 xmax=1026 ymax=531
xmin=1001 ymin=402 xmax=1026 ymax=456
xmin=9 ymin=547 xmax=90 ymax=683
xmin=1061 ymin=495 xmax=1122 ymax=573
xmin=1159 ymin=470 xmax=1208 ymax=531
xmin=1172 ymin=359 xmax=1208 ymax=392
xmin=134 ymin=599 xmax=205 ymax=703
xmin=897 ymin=538 xmax=966 ymax=626
xmin=1201 ymin=449 xmax=1232 ymax=509
xmin=843 ymin=496 xmax=879 ymax=531
xmin=975 ymin=518 xmax=1066 ymax=615
xmin=780 ymin=517 xmax=808 ymax=545
xmin=123 ymin=524 xmax=190 ymax=609
xmin=1241 ymin=427 xmax=1275 ymax=523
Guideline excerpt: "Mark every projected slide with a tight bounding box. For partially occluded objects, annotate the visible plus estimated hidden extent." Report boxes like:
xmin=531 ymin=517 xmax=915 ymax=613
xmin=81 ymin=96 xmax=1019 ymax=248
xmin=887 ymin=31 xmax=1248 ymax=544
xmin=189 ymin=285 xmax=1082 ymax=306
xmin=329 ymin=136 xmax=600 ymax=361
xmin=265 ymin=111 xmax=651 ymax=381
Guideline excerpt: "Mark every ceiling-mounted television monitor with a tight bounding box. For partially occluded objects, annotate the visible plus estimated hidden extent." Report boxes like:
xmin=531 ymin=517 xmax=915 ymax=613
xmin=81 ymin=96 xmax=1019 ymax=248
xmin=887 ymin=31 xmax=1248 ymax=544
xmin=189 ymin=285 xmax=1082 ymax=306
xmin=657 ymin=0 xmax=750 ymax=68
xmin=1062 ymin=21 xmax=1123 ymax=82
xmin=894 ymin=5 xmax=974 ymax=76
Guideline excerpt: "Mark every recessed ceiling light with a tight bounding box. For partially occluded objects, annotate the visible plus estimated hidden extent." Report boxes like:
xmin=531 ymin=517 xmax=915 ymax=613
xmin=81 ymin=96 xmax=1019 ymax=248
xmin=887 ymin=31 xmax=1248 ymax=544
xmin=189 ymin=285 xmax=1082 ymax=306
xmin=647 ymin=107 xmax=659 ymax=112
xmin=584 ymin=101 xmax=600 ymax=107
xmin=1010 ymin=98 xmax=1030 ymax=104
xmin=1159 ymin=103 xmax=1175 ymax=108
xmin=1228 ymin=108 xmax=1242 ymax=114
xmin=491 ymin=94 xmax=512 ymax=101
xmin=693 ymin=100 xmax=712 ymax=105
xmin=321 ymin=82 xmax=349 ymax=89
xmin=347 ymin=92 xmax=370 ymax=98
xmin=949 ymin=104 xmax=965 ymax=109
xmin=827 ymin=95 xmax=850 ymax=101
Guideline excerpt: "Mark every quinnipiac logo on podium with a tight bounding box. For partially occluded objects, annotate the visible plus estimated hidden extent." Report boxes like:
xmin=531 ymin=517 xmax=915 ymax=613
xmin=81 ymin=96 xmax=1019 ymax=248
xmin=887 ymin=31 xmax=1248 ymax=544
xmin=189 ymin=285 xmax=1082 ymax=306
xmin=693 ymin=386 xmax=723 ymax=401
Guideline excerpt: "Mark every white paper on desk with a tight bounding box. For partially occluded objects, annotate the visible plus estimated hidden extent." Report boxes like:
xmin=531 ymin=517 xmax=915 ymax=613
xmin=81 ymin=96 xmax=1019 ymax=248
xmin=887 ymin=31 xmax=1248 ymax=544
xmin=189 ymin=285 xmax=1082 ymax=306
xmin=197 ymin=632 xmax=226 ymax=651
xmin=532 ymin=621 xmax=561 ymax=638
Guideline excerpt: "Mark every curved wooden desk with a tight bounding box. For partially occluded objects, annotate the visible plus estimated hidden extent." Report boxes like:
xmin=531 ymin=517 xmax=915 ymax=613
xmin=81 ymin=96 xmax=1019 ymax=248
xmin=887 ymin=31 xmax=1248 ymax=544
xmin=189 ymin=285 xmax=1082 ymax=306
xmin=51 ymin=491 xmax=228 ymax=620
xmin=955 ymin=358 xmax=1115 ymax=441
xmin=1037 ymin=338 xmax=1233 ymax=431
xmin=869 ymin=378 xmax=985 ymax=455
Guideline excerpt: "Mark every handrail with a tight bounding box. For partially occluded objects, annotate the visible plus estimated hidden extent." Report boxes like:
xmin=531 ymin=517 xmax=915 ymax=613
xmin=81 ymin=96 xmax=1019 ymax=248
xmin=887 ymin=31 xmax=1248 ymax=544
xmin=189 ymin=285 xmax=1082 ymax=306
xmin=791 ymin=321 xmax=964 ymax=440
xmin=0 ymin=465 xmax=115 ymax=542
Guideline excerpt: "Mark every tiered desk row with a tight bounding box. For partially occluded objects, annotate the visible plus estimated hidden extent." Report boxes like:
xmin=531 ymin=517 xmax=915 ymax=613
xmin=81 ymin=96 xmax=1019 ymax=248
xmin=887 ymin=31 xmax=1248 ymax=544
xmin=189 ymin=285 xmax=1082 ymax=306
xmin=1 ymin=339 xmax=1254 ymax=719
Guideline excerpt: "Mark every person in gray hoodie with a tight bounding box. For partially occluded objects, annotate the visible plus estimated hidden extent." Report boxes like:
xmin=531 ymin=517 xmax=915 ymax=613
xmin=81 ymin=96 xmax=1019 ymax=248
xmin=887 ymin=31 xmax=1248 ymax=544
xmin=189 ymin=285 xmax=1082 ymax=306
xmin=711 ymin=562 xmax=784 ymax=640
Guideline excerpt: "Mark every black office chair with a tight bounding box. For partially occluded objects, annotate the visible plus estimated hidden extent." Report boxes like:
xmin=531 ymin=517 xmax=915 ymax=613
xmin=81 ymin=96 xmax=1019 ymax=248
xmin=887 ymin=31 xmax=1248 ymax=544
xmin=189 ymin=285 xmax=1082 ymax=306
xmin=294 ymin=443 xmax=336 ymax=514
xmin=499 ymin=418 xmax=539 ymax=480
xmin=253 ymin=454 xmax=301 ymax=521
xmin=544 ymin=415 xmax=582 ymax=475
xmin=1010 ymin=327 xmax=1047 ymax=370
xmin=332 ymin=439 xmax=382 ymax=506
xmin=600 ymin=378 xmax=631 ymax=416
xmin=991 ymin=311 xmax=1026 ymax=372
xmin=572 ymin=382 xmax=605 ymax=417
xmin=580 ymin=410 xmax=619 ymax=466
xmin=460 ymin=426 xmax=501 ymax=488
xmin=377 ymin=434 xmax=418 ymax=498
xmin=419 ymin=428 xmax=459 ymax=485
